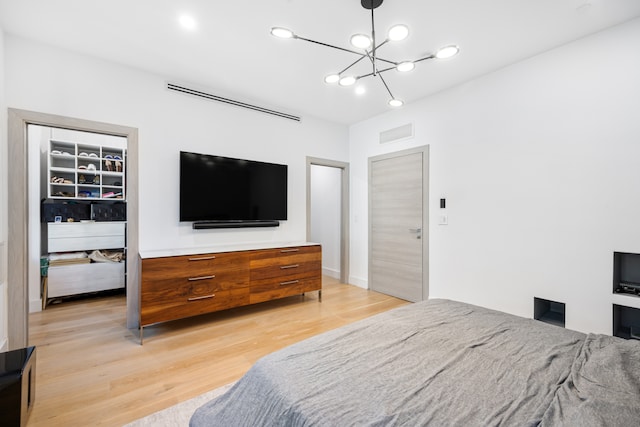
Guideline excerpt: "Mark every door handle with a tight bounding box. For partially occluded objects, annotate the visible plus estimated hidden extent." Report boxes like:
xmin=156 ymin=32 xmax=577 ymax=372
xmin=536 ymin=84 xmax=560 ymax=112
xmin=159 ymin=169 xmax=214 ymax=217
xmin=409 ymin=227 xmax=422 ymax=239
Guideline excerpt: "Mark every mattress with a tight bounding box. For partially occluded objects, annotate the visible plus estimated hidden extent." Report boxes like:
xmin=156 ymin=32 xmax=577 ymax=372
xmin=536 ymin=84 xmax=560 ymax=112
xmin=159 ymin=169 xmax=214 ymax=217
xmin=190 ymin=299 xmax=640 ymax=426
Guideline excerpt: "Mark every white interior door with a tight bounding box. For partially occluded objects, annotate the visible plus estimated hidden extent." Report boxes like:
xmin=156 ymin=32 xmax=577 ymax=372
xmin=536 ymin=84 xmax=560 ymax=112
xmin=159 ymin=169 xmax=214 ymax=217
xmin=369 ymin=146 xmax=428 ymax=302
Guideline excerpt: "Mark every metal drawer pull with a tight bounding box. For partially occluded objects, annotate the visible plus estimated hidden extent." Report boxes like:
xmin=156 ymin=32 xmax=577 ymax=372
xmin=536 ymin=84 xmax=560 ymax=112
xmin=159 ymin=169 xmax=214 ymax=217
xmin=280 ymin=264 xmax=299 ymax=269
xmin=188 ymin=275 xmax=215 ymax=281
xmin=188 ymin=256 xmax=216 ymax=261
xmin=188 ymin=294 xmax=215 ymax=301
xmin=280 ymin=280 xmax=299 ymax=286
xmin=280 ymin=248 xmax=300 ymax=253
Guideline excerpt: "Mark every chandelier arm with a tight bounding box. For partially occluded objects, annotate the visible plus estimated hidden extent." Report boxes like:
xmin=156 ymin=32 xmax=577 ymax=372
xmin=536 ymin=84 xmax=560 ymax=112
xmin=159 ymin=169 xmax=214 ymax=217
xmin=294 ymin=35 xmax=366 ymax=57
xmin=356 ymin=65 xmax=396 ymax=79
xmin=370 ymin=56 xmax=397 ymax=66
xmin=339 ymin=55 xmax=369 ymax=75
xmin=374 ymin=39 xmax=389 ymax=50
xmin=413 ymin=54 xmax=436 ymax=64
xmin=363 ymin=50 xmax=395 ymax=98
xmin=377 ymin=71 xmax=395 ymax=99
xmin=371 ymin=6 xmax=377 ymax=76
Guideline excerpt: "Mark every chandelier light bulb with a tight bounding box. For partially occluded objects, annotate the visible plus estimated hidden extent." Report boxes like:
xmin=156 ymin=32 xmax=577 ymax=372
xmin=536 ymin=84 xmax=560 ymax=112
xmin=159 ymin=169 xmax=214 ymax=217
xmin=435 ymin=45 xmax=460 ymax=59
xmin=339 ymin=76 xmax=357 ymax=86
xmin=324 ymin=74 xmax=340 ymax=84
xmin=270 ymin=27 xmax=295 ymax=39
xmin=389 ymin=98 xmax=404 ymax=107
xmin=350 ymin=33 xmax=372 ymax=49
xmin=396 ymin=61 xmax=415 ymax=72
xmin=387 ymin=24 xmax=409 ymax=41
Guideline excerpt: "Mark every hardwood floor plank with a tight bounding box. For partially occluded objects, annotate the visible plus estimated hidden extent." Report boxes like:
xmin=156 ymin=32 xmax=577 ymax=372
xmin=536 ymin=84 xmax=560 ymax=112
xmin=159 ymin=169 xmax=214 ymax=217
xmin=27 ymin=278 xmax=408 ymax=426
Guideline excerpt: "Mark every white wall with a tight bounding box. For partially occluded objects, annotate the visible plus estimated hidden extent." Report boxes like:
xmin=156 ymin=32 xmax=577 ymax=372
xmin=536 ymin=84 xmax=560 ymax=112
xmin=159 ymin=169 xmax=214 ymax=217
xmin=5 ymin=36 xmax=349 ymax=258
xmin=350 ymin=18 xmax=640 ymax=335
xmin=0 ymin=26 xmax=8 ymax=351
xmin=310 ymin=165 xmax=341 ymax=278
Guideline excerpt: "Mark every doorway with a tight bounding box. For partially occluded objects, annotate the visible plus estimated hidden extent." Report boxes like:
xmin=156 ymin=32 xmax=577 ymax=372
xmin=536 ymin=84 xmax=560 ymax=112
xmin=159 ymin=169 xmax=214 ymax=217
xmin=368 ymin=146 xmax=429 ymax=302
xmin=306 ymin=157 xmax=350 ymax=285
xmin=7 ymin=109 xmax=139 ymax=350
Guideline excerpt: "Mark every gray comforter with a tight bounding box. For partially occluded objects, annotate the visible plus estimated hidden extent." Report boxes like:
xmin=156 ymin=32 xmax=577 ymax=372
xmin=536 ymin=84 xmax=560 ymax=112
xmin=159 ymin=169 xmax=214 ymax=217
xmin=190 ymin=299 xmax=640 ymax=426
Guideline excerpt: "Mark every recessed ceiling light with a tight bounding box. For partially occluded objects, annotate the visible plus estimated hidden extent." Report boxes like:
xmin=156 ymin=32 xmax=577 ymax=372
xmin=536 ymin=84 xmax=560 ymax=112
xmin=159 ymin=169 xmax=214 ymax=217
xmin=355 ymin=85 xmax=366 ymax=95
xmin=179 ymin=14 xmax=197 ymax=31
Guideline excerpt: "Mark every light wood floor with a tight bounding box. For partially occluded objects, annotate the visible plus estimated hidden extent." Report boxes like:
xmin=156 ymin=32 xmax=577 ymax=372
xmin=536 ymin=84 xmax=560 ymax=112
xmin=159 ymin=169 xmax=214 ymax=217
xmin=27 ymin=277 xmax=408 ymax=426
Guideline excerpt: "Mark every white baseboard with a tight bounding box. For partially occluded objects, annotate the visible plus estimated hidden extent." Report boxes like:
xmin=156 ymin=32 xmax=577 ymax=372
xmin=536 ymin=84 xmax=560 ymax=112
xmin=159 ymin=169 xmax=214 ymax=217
xmin=322 ymin=267 xmax=340 ymax=279
xmin=0 ymin=337 xmax=7 ymax=352
xmin=29 ymin=298 xmax=42 ymax=313
xmin=349 ymin=275 xmax=368 ymax=289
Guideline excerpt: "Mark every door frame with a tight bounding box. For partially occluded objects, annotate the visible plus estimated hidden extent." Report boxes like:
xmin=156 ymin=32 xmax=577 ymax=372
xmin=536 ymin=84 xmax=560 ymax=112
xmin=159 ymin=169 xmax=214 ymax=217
xmin=306 ymin=157 xmax=350 ymax=285
xmin=7 ymin=109 xmax=139 ymax=350
xmin=368 ymin=145 xmax=429 ymax=300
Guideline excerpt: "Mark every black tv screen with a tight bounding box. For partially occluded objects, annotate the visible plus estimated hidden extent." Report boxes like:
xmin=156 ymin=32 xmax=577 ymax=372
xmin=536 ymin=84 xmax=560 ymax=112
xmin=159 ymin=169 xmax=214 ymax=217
xmin=180 ymin=151 xmax=288 ymax=222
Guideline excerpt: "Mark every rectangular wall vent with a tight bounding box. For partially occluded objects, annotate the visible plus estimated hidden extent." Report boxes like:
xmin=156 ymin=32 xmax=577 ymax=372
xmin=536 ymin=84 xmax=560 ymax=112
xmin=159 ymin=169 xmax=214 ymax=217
xmin=379 ymin=123 xmax=414 ymax=144
xmin=167 ymin=83 xmax=301 ymax=122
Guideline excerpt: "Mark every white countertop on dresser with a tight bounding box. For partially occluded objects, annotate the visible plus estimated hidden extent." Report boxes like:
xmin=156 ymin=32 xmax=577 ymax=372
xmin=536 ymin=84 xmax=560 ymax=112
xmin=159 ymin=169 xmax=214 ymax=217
xmin=139 ymin=241 xmax=319 ymax=259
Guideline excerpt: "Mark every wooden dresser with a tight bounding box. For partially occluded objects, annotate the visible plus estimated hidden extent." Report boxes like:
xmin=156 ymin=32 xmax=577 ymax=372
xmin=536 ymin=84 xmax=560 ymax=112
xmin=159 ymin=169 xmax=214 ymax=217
xmin=139 ymin=243 xmax=321 ymax=342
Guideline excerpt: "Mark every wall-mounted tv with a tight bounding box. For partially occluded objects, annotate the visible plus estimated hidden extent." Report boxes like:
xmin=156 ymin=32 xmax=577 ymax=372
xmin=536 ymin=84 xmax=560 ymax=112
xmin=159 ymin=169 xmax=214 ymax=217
xmin=179 ymin=151 xmax=287 ymax=228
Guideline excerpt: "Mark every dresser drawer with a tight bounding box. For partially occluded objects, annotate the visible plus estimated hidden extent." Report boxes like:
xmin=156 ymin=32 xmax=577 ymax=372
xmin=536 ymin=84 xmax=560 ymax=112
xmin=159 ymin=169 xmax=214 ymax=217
xmin=251 ymin=260 xmax=321 ymax=281
xmin=142 ymin=251 xmax=250 ymax=280
xmin=250 ymin=276 xmax=321 ymax=304
xmin=141 ymin=287 xmax=249 ymax=326
xmin=250 ymin=245 xmax=320 ymax=261
xmin=141 ymin=269 xmax=249 ymax=302
xmin=250 ymin=246 xmax=321 ymax=281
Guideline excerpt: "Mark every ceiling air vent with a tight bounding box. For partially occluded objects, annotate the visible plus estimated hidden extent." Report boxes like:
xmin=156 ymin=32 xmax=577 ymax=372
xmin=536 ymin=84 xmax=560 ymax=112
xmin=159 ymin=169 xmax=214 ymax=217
xmin=167 ymin=83 xmax=301 ymax=122
xmin=379 ymin=123 xmax=413 ymax=144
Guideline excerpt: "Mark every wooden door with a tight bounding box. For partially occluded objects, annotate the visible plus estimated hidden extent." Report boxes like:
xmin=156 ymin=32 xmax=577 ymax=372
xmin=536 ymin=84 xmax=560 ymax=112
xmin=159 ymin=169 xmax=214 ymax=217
xmin=369 ymin=147 xmax=428 ymax=302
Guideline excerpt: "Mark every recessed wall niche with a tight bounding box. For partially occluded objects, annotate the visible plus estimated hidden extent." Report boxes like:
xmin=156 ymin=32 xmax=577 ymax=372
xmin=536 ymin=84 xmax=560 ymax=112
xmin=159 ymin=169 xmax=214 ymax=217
xmin=613 ymin=304 xmax=640 ymax=340
xmin=534 ymin=297 xmax=566 ymax=328
xmin=613 ymin=252 xmax=640 ymax=296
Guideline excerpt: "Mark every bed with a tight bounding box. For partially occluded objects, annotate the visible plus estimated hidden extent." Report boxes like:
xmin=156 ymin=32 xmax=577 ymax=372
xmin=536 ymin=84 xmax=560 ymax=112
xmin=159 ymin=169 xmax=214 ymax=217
xmin=190 ymin=299 xmax=640 ymax=426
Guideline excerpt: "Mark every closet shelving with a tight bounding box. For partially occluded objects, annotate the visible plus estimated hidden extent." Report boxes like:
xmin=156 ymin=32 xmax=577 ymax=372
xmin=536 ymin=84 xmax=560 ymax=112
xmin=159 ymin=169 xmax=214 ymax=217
xmin=48 ymin=139 xmax=126 ymax=200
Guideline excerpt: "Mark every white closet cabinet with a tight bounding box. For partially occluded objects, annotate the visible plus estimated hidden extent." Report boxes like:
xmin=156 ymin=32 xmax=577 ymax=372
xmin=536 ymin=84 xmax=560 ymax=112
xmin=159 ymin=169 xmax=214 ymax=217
xmin=47 ymin=222 xmax=125 ymax=299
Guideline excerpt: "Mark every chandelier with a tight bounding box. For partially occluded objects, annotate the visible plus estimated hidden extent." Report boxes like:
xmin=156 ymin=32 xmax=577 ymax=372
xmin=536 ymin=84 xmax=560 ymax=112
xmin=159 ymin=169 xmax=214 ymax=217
xmin=270 ymin=0 xmax=459 ymax=107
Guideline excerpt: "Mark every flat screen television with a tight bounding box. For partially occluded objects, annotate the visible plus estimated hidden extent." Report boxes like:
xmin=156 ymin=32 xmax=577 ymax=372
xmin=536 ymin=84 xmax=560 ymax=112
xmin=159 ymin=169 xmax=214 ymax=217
xmin=180 ymin=151 xmax=287 ymax=226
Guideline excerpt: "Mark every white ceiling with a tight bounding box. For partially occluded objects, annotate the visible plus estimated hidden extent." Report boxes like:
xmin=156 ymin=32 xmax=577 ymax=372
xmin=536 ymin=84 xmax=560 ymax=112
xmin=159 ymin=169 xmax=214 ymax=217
xmin=1 ymin=0 xmax=640 ymax=125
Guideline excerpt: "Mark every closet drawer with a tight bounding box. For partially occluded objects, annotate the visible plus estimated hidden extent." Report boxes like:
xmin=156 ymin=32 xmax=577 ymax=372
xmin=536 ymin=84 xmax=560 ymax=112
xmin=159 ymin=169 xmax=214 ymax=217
xmin=48 ymin=262 xmax=125 ymax=298
xmin=48 ymin=221 xmax=125 ymax=252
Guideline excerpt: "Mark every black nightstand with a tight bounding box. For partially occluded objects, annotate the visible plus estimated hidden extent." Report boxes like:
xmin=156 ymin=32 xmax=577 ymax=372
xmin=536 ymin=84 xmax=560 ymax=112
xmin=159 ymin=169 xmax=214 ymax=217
xmin=0 ymin=346 xmax=36 ymax=426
